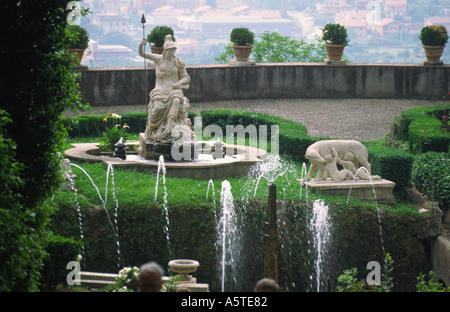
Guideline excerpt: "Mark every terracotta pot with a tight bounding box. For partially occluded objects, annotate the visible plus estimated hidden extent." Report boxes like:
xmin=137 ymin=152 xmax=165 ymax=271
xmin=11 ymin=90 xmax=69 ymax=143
xmin=423 ymin=45 xmax=445 ymax=62
xmin=325 ymin=44 xmax=345 ymax=61
xmin=151 ymin=46 xmax=164 ymax=55
xmin=232 ymin=45 xmax=253 ymax=62
xmin=68 ymin=48 xmax=85 ymax=64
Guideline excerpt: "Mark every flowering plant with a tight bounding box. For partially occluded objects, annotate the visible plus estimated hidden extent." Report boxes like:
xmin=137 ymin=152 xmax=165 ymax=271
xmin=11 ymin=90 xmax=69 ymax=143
xmin=110 ymin=266 xmax=140 ymax=292
xmin=419 ymin=25 xmax=448 ymax=46
xmin=99 ymin=113 xmax=130 ymax=151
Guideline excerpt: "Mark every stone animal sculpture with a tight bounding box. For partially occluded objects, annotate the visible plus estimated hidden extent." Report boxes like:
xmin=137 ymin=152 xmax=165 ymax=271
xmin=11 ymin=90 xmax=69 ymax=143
xmin=305 ymin=140 xmax=371 ymax=181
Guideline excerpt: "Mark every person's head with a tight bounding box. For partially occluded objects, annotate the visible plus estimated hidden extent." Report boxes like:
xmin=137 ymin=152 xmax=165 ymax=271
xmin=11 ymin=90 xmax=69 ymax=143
xmin=254 ymin=278 xmax=280 ymax=292
xmin=135 ymin=261 xmax=164 ymax=292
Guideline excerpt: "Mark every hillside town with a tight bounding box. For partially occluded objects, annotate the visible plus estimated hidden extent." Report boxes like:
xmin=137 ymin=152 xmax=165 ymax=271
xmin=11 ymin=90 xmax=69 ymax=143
xmin=77 ymin=0 xmax=450 ymax=66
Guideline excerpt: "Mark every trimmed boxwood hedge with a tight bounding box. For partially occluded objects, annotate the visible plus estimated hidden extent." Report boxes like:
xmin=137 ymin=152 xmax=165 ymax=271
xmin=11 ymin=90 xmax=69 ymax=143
xmin=63 ymin=109 xmax=415 ymax=191
xmin=412 ymin=152 xmax=450 ymax=213
xmin=393 ymin=105 xmax=450 ymax=154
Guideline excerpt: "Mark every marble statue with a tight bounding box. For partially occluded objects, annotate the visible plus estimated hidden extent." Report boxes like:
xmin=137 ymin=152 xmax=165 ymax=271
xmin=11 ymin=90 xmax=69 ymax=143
xmin=305 ymin=139 xmax=372 ymax=181
xmin=139 ymin=35 xmax=195 ymax=142
xmin=321 ymin=147 xmax=355 ymax=181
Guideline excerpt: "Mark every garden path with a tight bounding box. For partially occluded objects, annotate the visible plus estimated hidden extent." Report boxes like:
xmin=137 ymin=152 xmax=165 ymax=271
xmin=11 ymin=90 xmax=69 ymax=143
xmin=64 ymin=98 xmax=442 ymax=142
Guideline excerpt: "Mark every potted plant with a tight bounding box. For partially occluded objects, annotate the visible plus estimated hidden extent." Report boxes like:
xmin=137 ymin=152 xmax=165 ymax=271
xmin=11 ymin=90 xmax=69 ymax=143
xmin=419 ymin=25 xmax=448 ymax=63
xmin=321 ymin=23 xmax=349 ymax=61
xmin=147 ymin=26 xmax=175 ymax=54
xmin=230 ymin=27 xmax=255 ymax=62
xmin=67 ymin=25 xmax=89 ymax=64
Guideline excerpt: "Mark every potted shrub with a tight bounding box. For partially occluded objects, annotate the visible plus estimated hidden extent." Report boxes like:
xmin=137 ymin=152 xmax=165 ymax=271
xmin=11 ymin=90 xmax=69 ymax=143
xmin=419 ymin=25 xmax=448 ymax=63
xmin=147 ymin=26 xmax=175 ymax=54
xmin=67 ymin=25 xmax=89 ymax=64
xmin=321 ymin=23 xmax=349 ymax=61
xmin=230 ymin=27 xmax=255 ymax=62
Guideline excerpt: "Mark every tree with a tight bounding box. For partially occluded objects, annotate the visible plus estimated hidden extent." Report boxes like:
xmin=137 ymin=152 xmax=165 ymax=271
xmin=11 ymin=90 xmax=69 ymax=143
xmin=0 ymin=0 xmax=88 ymax=291
xmin=215 ymin=31 xmax=328 ymax=64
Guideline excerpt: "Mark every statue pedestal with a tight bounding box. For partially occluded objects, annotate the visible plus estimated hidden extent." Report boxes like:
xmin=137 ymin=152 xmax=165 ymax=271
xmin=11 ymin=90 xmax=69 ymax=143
xmin=138 ymin=133 xmax=173 ymax=160
xmin=298 ymin=178 xmax=396 ymax=205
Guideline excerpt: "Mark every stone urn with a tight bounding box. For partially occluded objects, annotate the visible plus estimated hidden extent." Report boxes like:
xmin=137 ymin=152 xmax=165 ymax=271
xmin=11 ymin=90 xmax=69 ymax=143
xmin=423 ymin=45 xmax=445 ymax=62
xmin=325 ymin=44 xmax=345 ymax=61
xmin=151 ymin=46 xmax=164 ymax=55
xmin=68 ymin=48 xmax=85 ymax=65
xmin=232 ymin=45 xmax=253 ymax=62
xmin=168 ymin=259 xmax=199 ymax=282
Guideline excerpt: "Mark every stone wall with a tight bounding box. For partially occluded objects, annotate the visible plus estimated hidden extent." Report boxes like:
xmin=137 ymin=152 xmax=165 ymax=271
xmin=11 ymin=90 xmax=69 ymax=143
xmin=76 ymin=63 xmax=450 ymax=106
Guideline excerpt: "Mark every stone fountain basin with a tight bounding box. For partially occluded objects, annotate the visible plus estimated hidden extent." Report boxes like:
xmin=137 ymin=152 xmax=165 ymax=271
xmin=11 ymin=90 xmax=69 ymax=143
xmin=64 ymin=141 xmax=266 ymax=180
xmin=168 ymin=259 xmax=199 ymax=275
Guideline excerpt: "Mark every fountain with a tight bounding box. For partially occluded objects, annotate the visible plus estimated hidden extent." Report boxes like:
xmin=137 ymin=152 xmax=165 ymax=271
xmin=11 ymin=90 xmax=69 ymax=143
xmin=299 ymin=140 xmax=396 ymax=205
xmin=309 ymin=199 xmax=331 ymax=292
xmin=68 ymin=162 xmax=123 ymax=269
xmin=65 ymin=34 xmax=266 ymax=180
xmin=155 ymin=155 xmax=172 ymax=258
xmin=217 ymin=180 xmax=238 ymax=292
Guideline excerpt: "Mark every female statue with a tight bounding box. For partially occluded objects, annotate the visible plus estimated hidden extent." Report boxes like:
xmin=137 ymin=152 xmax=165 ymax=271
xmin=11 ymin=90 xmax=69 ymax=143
xmin=139 ymin=35 xmax=194 ymax=142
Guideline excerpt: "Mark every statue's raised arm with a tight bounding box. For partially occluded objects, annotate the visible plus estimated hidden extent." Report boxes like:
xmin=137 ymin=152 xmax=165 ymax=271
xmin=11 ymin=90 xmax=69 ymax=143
xmin=139 ymin=38 xmax=161 ymax=63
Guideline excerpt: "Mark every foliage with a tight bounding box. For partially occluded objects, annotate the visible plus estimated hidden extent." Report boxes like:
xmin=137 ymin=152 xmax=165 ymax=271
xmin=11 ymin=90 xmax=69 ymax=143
xmin=230 ymin=27 xmax=255 ymax=46
xmin=411 ymin=152 xmax=449 ymax=212
xmin=392 ymin=105 xmax=450 ymax=154
xmin=147 ymin=26 xmax=175 ymax=47
xmin=99 ymin=113 xmax=130 ymax=151
xmin=103 ymin=266 xmax=140 ymax=292
xmin=0 ymin=0 xmax=89 ymax=291
xmin=67 ymin=24 xmax=89 ymax=50
xmin=215 ymin=31 xmax=327 ymax=64
xmin=365 ymin=142 xmax=414 ymax=192
xmin=39 ymin=235 xmax=82 ymax=291
xmin=61 ymin=111 xmax=197 ymax=138
xmin=321 ymin=23 xmax=350 ymax=46
xmin=416 ymin=271 xmax=449 ymax=292
xmin=419 ymin=25 xmax=449 ymax=46
xmin=251 ymin=32 xmax=328 ymax=63
xmin=336 ymin=253 xmax=437 ymax=292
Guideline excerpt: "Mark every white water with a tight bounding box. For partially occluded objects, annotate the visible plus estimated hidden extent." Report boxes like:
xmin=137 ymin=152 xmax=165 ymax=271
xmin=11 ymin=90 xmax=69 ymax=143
xmin=299 ymin=162 xmax=309 ymax=204
xmin=69 ymin=163 xmax=122 ymax=269
xmin=309 ymin=199 xmax=331 ymax=292
xmin=253 ymin=154 xmax=287 ymax=196
xmin=218 ymin=180 xmax=237 ymax=292
xmin=346 ymin=167 xmax=385 ymax=255
xmin=207 ymin=179 xmax=218 ymax=220
xmin=67 ymin=176 xmax=86 ymax=267
xmin=155 ymin=155 xmax=171 ymax=257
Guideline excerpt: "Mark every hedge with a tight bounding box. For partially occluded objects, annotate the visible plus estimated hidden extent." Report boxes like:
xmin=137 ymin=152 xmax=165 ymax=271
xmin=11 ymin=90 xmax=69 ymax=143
xmin=63 ymin=110 xmax=414 ymax=191
xmin=393 ymin=105 xmax=450 ymax=154
xmin=365 ymin=143 xmax=414 ymax=192
xmin=39 ymin=235 xmax=82 ymax=291
xmin=412 ymin=152 xmax=450 ymax=213
xmin=50 ymin=192 xmax=430 ymax=292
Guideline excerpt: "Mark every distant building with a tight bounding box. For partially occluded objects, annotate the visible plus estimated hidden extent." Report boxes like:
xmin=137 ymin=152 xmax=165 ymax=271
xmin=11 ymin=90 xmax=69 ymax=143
xmin=99 ymin=0 xmax=130 ymax=14
xmin=384 ymin=0 xmax=407 ymax=19
xmin=354 ymin=0 xmax=372 ymax=10
xmin=177 ymin=15 xmax=297 ymax=38
xmin=148 ymin=5 xmax=191 ymax=26
xmin=335 ymin=9 xmax=369 ymax=41
xmin=93 ymin=13 xmax=131 ymax=34
xmin=424 ymin=16 xmax=450 ymax=30
xmin=316 ymin=0 xmax=348 ymax=15
xmin=91 ymin=41 xmax=133 ymax=60
xmin=167 ymin=0 xmax=205 ymax=9
xmin=176 ymin=38 xmax=200 ymax=55
xmin=372 ymin=18 xmax=401 ymax=37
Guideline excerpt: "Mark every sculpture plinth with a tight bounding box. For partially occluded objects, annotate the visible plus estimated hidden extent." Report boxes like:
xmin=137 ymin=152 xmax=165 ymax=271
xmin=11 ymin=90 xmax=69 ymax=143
xmin=299 ymin=178 xmax=396 ymax=205
xmin=138 ymin=133 xmax=196 ymax=161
